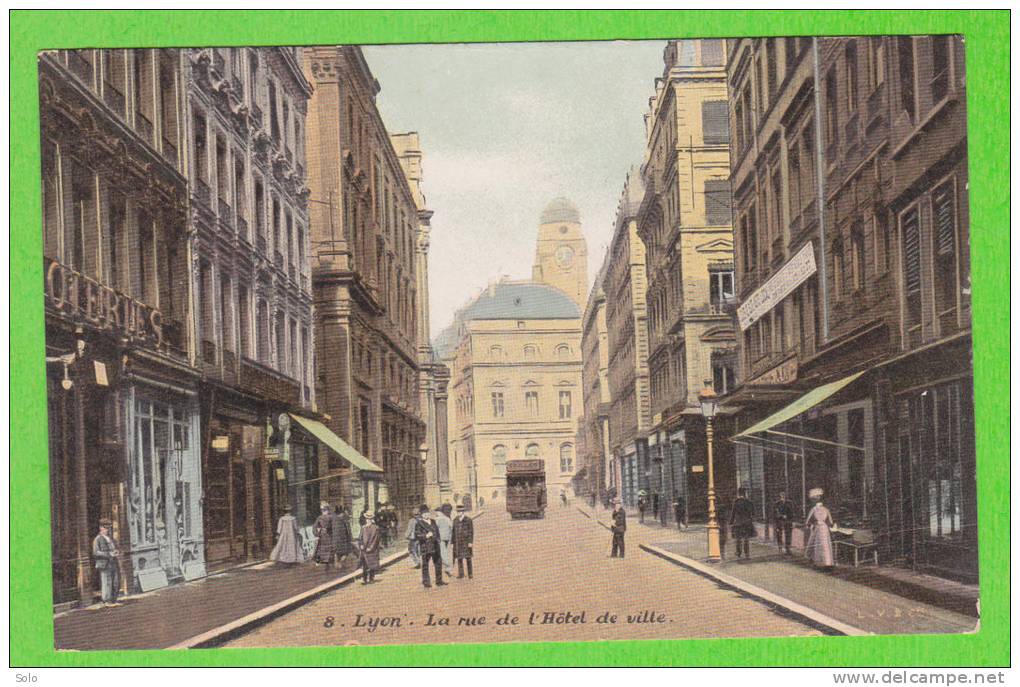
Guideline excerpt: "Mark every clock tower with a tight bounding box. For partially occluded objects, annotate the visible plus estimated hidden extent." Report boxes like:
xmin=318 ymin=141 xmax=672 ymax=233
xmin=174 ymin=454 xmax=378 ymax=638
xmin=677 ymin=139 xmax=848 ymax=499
xmin=532 ymin=197 xmax=588 ymax=307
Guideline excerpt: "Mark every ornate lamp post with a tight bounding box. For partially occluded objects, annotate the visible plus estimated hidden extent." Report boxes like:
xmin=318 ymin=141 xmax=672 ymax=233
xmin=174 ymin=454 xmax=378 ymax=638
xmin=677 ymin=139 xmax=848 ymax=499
xmin=699 ymin=380 xmax=721 ymax=562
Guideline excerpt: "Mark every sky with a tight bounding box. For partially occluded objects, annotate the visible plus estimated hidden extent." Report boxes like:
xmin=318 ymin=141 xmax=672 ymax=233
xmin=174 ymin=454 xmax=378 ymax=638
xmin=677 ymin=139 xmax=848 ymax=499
xmin=362 ymin=40 xmax=666 ymax=337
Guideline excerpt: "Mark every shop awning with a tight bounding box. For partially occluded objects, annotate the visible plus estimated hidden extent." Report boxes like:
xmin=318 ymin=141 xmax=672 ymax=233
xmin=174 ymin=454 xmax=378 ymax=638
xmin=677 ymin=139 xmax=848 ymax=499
xmin=733 ymin=370 xmax=867 ymax=441
xmin=288 ymin=414 xmax=384 ymax=473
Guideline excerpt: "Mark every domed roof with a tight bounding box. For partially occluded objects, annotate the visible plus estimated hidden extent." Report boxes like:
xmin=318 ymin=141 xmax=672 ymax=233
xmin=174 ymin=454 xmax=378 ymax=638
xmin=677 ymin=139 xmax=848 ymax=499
xmin=432 ymin=281 xmax=581 ymax=358
xmin=540 ymin=197 xmax=580 ymax=224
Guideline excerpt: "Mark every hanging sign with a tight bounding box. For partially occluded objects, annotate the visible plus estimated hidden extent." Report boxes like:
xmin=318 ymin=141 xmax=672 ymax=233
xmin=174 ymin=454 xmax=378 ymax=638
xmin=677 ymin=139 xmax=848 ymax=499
xmin=737 ymin=242 xmax=816 ymax=331
xmin=211 ymin=435 xmax=229 ymax=452
xmin=691 ymin=465 xmax=705 ymax=473
xmin=94 ymin=360 xmax=109 ymax=386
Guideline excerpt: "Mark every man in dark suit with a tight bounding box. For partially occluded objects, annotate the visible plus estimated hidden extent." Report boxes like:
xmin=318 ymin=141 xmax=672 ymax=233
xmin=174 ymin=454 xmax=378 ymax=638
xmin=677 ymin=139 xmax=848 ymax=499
xmin=773 ymin=492 xmax=796 ymax=554
xmin=730 ymin=487 xmax=757 ymax=559
xmin=414 ymin=505 xmax=445 ymax=588
xmin=92 ymin=518 xmax=121 ymax=606
xmin=610 ymin=499 xmax=627 ymax=558
xmin=452 ymin=505 xmax=474 ymax=579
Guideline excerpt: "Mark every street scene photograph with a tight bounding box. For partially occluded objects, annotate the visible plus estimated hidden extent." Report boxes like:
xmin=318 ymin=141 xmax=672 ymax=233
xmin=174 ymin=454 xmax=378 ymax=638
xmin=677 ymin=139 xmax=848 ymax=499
xmin=38 ymin=34 xmax=978 ymax=651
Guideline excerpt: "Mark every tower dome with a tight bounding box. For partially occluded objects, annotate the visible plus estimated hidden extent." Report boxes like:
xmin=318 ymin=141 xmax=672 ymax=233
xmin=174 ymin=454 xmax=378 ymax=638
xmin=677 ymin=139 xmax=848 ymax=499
xmin=540 ymin=197 xmax=580 ymax=225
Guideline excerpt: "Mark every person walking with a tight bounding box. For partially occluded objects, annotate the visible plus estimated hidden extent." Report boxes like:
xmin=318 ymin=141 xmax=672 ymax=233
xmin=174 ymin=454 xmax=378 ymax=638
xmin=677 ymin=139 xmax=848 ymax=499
xmin=436 ymin=504 xmax=454 ymax=576
xmin=609 ymin=499 xmax=627 ymax=558
xmin=773 ymin=492 xmax=796 ymax=555
xmin=452 ymin=505 xmax=474 ymax=579
xmin=415 ymin=505 xmax=445 ymax=588
xmin=357 ymin=511 xmax=381 ymax=584
xmin=405 ymin=509 xmax=422 ymax=569
xmin=270 ymin=506 xmax=303 ymax=564
xmin=804 ymin=489 xmax=836 ymax=570
xmin=312 ymin=504 xmax=336 ymax=567
xmin=673 ymin=496 xmax=687 ymax=531
xmin=92 ymin=518 xmax=122 ymax=607
xmin=637 ymin=494 xmax=647 ymax=524
xmin=730 ymin=487 xmax=756 ymax=560
xmin=332 ymin=505 xmax=353 ymax=569
xmin=717 ymin=501 xmax=729 ymax=559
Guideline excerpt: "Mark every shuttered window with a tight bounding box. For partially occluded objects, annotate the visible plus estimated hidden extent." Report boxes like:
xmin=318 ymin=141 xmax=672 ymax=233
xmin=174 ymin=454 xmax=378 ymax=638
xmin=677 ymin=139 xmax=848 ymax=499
xmin=902 ymin=207 xmax=922 ymax=329
xmin=933 ymin=180 xmax=959 ymax=326
xmin=705 ymin=179 xmax=732 ymax=226
xmin=702 ymin=100 xmax=730 ymax=145
xmin=701 ymin=39 xmax=724 ymax=66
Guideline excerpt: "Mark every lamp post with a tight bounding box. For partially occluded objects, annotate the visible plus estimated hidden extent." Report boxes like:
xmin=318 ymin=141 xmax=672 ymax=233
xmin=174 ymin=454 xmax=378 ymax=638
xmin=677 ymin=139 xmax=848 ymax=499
xmin=699 ymin=380 xmax=721 ymax=562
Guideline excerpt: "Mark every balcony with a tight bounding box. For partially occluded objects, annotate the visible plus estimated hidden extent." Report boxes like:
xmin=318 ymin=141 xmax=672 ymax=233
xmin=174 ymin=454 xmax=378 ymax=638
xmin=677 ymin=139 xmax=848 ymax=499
xmin=240 ymin=356 xmax=301 ymax=406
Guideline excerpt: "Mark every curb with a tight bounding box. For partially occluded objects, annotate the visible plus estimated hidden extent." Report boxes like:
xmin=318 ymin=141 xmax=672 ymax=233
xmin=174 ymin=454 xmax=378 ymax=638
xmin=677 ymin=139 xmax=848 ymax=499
xmin=640 ymin=543 xmax=869 ymax=637
xmin=170 ymin=549 xmax=410 ymax=649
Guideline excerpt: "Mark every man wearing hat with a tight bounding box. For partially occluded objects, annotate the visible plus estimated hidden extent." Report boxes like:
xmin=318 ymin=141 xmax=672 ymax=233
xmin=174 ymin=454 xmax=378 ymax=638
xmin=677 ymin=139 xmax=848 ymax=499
xmin=452 ymin=504 xmax=474 ymax=579
xmin=357 ymin=510 xmax=381 ymax=584
xmin=92 ymin=518 xmax=122 ymax=606
xmin=313 ymin=503 xmax=336 ymax=568
xmin=610 ymin=499 xmax=627 ymax=558
xmin=414 ymin=505 xmax=445 ymax=588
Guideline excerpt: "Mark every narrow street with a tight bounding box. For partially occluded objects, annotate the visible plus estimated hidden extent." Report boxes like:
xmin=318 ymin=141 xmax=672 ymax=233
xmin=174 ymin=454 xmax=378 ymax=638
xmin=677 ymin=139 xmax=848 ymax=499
xmin=225 ymin=506 xmax=822 ymax=648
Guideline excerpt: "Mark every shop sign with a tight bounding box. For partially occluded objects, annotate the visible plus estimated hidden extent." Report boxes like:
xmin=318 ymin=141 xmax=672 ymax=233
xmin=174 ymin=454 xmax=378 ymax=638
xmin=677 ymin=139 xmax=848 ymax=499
xmin=93 ymin=360 xmax=109 ymax=386
xmin=737 ymin=242 xmax=816 ymax=331
xmin=44 ymin=257 xmax=164 ymax=346
xmin=748 ymin=355 xmax=799 ymax=386
xmin=691 ymin=465 xmax=705 ymax=473
xmin=211 ymin=435 xmax=230 ymax=452
xmin=275 ymin=468 xmax=286 ymax=481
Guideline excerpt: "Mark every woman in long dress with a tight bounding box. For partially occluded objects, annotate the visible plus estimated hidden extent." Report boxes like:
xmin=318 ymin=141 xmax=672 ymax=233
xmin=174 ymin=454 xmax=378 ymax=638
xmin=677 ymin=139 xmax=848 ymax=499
xmin=804 ymin=493 xmax=835 ymax=569
xmin=270 ymin=507 xmax=304 ymax=564
xmin=312 ymin=504 xmax=336 ymax=566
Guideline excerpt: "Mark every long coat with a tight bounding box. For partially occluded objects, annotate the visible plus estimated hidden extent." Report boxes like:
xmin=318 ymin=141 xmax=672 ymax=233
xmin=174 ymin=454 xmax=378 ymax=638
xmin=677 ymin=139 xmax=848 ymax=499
xmin=452 ymin=515 xmax=474 ymax=559
xmin=270 ymin=514 xmax=303 ymax=563
xmin=611 ymin=508 xmax=627 ymax=533
xmin=415 ymin=517 xmax=441 ymax=555
xmin=805 ymin=503 xmax=835 ymax=567
xmin=730 ymin=497 xmax=757 ymax=539
xmin=312 ymin=513 xmax=335 ymax=562
xmin=358 ymin=522 xmax=381 ymax=571
xmin=332 ymin=512 xmax=352 ymax=557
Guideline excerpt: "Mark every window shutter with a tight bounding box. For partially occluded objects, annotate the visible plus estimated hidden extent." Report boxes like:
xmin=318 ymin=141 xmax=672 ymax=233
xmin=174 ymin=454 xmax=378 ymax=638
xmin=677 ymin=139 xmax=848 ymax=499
xmin=702 ymin=100 xmax=730 ymax=145
xmin=933 ymin=183 xmax=956 ymax=256
xmin=902 ymin=208 xmax=921 ymax=292
xmin=704 ymin=179 xmax=732 ymax=225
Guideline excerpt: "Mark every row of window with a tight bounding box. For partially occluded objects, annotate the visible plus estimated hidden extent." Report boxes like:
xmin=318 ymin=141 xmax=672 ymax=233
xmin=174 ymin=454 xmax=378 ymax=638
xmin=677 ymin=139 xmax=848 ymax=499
xmin=487 ymin=343 xmax=573 ymax=360
xmin=490 ymin=442 xmax=574 ymax=475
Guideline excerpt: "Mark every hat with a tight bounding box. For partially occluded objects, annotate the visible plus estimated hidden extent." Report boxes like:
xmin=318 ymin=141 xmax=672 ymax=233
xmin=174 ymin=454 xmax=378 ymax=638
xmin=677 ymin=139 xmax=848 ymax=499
xmin=364 ymin=511 xmax=375 ymax=520
xmin=456 ymin=504 xmax=467 ymax=512
xmin=808 ymin=487 xmax=824 ymax=500
xmin=98 ymin=518 xmax=113 ymax=527
xmin=419 ymin=504 xmax=430 ymax=513
xmin=612 ymin=498 xmax=622 ymax=505
xmin=321 ymin=502 xmax=331 ymax=511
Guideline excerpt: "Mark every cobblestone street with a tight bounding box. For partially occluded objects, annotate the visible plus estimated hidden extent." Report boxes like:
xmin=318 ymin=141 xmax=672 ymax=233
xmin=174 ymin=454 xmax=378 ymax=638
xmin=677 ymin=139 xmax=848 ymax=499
xmin=225 ymin=506 xmax=822 ymax=648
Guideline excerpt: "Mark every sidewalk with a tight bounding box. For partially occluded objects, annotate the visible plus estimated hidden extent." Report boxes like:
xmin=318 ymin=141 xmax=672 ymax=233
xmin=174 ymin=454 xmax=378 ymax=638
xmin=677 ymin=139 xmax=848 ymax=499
xmin=580 ymin=506 xmax=978 ymax=636
xmin=55 ymin=540 xmax=410 ymax=651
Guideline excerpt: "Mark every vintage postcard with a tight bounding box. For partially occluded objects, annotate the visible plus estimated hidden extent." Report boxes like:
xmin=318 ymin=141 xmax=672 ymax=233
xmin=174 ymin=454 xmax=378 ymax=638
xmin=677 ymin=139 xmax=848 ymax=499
xmin=20 ymin=14 xmax=1003 ymax=663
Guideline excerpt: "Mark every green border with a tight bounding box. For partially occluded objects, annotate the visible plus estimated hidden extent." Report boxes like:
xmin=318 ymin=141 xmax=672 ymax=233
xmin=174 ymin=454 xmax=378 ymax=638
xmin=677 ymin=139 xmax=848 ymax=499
xmin=10 ymin=9 xmax=1009 ymax=667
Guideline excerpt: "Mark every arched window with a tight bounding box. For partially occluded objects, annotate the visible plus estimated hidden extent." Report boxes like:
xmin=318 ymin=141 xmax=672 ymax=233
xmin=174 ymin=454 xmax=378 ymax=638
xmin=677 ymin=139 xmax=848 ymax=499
xmin=523 ymin=344 xmax=538 ymax=360
xmin=555 ymin=343 xmax=570 ymax=359
xmin=525 ymin=443 xmax=540 ymax=458
xmin=492 ymin=444 xmax=507 ymax=476
xmin=560 ymin=443 xmax=574 ymax=473
xmin=489 ymin=344 xmax=504 ymax=360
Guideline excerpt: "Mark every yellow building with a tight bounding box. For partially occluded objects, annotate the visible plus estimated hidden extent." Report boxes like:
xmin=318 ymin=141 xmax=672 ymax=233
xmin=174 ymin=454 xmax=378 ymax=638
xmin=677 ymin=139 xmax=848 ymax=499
xmin=435 ymin=199 xmax=586 ymax=509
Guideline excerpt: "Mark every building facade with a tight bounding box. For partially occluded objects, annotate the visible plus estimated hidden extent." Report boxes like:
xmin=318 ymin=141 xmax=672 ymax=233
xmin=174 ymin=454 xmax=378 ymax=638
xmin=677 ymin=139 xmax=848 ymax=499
xmin=637 ymin=39 xmax=738 ymax=521
xmin=184 ymin=46 xmax=319 ymax=572
xmin=437 ymin=199 xmax=587 ymax=508
xmin=725 ymin=36 xmax=974 ymax=580
xmin=41 ymin=48 xmax=197 ymax=606
xmin=579 ymin=261 xmax=610 ymax=503
xmin=303 ymin=46 xmax=427 ymax=529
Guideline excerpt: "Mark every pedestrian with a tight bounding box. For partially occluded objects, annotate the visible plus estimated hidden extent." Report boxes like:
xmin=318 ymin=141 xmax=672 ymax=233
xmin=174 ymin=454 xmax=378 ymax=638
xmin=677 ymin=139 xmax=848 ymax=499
xmin=358 ymin=508 xmax=367 ymax=528
xmin=609 ymin=499 xmax=627 ymax=558
xmin=730 ymin=487 xmax=756 ymax=560
xmin=716 ymin=501 xmax=729 ymax=559
xmin=270 ymin=506 xmax=303 ymax=564
xmin=92 ymin=518 xmax=122 ymax=607
xmin=415 ymin=504 xmax=445 ymax=588
xmin=436 ymin=503 xmax=454 ymax=576
xmin=312 ymin=503 xmax=336 ymax=567
xmin=589 ymin=491 xmax=597 ymax=509
xmin=560 ymin=490 xmax=568 ymax=508
xmin=773 ymin=491 xmax=796 ymax=555
xmin=405 ymin=508 xmax=422 ymax=569
xmin=332 ymin=505 xmax=353 ymax=569
xmin=673 ymin=496 xmax=687 ymax=531
xmin=452 ymin=504 xmax=474 ymax=579
xmin=804 ymin=488 xmax=835 ymax=570
xmin=357 ymin=511 xmax=381 ymax=584
xmin=637 ymin=494 xmax=647 ymax=524
xmin=652 ymin=492 xmax=660 ymax=523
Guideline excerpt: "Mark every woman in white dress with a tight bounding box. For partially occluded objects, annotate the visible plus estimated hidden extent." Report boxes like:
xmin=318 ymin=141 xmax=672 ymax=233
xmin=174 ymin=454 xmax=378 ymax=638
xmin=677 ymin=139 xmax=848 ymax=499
xmin=270 ymin=506 xmax=304 ymax=564
xmin=804 ymin=489 xmax=835 ymax=569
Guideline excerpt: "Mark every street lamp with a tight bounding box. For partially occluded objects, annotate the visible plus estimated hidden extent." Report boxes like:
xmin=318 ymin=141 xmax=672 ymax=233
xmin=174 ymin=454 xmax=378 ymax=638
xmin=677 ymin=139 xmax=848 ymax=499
xmin=699 ymin=380 xmax=721 ymax=562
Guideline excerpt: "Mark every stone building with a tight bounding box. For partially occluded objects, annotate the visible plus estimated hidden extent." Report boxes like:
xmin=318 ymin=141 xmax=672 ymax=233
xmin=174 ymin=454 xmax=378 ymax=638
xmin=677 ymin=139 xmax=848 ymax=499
xmin=40 ymin=47 xmax=196 ymax=606
xmin=578 ymin=259 xmax=610 ymax=503
xmin=636 ymin=40 xmax=738 ymax=519
xmin=302 ymin=46 xmax=427 ymax=529
xmin=436 ymin=199 xmax=586 ymax=508
xmin=725 ymin=36 xmax=974 ymax=580
xmin=184 ymin=47 xmax=321 ymax=572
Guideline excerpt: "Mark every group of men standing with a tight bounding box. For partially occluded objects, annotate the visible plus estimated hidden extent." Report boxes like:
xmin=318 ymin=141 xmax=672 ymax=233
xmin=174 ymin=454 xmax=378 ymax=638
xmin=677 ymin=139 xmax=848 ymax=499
xmin=407 ymin=504 xmax=475 ymax=588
